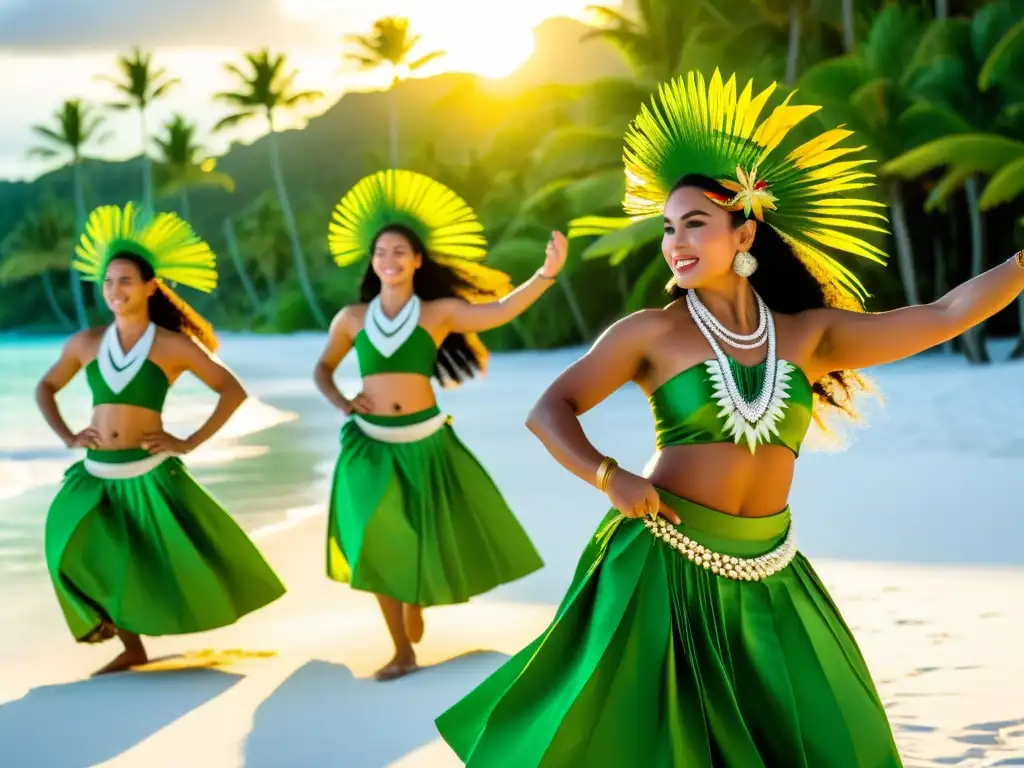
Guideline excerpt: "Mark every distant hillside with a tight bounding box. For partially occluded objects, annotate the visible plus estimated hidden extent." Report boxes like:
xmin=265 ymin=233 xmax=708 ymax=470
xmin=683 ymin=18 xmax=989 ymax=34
xmin=0 ymin=17 xmax=628 ymax=240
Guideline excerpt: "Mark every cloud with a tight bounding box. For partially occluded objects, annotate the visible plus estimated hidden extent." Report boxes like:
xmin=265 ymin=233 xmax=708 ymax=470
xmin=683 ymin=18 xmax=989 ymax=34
xmin=0 ymin=0 xmax=337 ymax=50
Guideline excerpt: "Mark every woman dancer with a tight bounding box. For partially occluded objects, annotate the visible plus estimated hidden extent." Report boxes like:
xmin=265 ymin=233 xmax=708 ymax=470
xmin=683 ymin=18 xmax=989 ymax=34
xmin=38 ymin=204 xmax=286 ymax=676
xmin=315 ymin=169 xmax=564 ymax=681
xmin=436 ymin=69 xmax=1024 ymax=765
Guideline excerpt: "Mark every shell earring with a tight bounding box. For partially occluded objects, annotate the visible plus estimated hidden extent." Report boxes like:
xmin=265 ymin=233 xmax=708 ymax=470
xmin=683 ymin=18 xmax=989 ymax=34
xmin=732 ymin=251 xmax=758 ymax=278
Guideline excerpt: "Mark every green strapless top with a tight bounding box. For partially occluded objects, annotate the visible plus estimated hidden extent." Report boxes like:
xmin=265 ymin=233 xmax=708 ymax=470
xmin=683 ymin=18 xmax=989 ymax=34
xmin=86 ymin=358 xmax=170 ymax=413
xmin=354 ymin=326 xmax=437 ymax=377
xmin=649 ymin=358 xmax=814 ymax=455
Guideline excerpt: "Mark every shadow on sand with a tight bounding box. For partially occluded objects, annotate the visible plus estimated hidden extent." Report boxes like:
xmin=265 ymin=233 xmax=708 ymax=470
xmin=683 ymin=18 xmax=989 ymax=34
xmin=0 ymin=667 xmax=243 ymax=767
xmin=244 ymin=650 xmax=509 ymax=767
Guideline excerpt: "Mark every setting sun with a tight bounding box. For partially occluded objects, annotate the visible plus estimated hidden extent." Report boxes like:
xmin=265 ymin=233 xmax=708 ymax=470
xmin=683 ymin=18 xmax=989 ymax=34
xmin=280 ymin=0 xmax=594 ymax=80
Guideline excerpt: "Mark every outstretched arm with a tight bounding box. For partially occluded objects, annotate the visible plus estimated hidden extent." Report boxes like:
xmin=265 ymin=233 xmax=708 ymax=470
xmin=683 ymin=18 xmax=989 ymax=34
xmin=810 ymin=252 xmax=1024 ymax=373
xmin=443 ymin=231 xmax=568 ymax=334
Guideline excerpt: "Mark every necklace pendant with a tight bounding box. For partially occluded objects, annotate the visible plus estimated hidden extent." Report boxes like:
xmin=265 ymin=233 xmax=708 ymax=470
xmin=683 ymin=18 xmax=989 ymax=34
xmin=688 ymin=290 xmax=794 ymax=451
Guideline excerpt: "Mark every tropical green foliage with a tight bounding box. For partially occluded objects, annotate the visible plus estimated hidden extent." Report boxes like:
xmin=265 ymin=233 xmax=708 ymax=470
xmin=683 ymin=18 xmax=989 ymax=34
xmin=4 ymin=5 xmax=1024 ymax=362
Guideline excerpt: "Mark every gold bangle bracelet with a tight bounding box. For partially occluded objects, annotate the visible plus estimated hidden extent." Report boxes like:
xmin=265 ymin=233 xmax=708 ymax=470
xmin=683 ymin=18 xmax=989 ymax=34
xmin=1014 ymin=250 xmax=1024 ymax=269
xmin=596 ymin=456 xmax=618 ymax=492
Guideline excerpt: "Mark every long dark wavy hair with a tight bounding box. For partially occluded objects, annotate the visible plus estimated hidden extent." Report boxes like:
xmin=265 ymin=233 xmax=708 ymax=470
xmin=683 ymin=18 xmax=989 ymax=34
xmin=359 ymin=224 xmax=495 ymax=386
xmin=107 ymin=252 xmax=219 ymax=352
xmin=666 ymin=174 xmax=867 ymax=426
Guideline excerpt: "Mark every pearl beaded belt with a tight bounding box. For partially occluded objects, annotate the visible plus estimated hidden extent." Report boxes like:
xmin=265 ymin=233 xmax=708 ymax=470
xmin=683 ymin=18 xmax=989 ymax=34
xmin=643 ymin=516 xmax=797 ymax=581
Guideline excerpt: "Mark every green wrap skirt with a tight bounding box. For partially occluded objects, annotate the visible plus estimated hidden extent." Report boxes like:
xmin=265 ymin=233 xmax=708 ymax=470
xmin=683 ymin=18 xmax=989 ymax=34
xmin=436 ymin=488 xmax=902 ymax=767
xmin=327 ymin=405 xmax=543 ymax=606
xmin=45 ymin=448 xmax=286 ymax=643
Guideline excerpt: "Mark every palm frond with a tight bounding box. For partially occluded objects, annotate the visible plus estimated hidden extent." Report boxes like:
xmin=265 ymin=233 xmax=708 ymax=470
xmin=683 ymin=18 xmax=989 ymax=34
xmin=979 ymin=17 xmax=1024 ymax=92
xmin=282 ymin=90 xmax=324 ymax=108
xmin=882 ymin=134 xmax=1024 ymax=179
xmin=26 ymin=146 xmax=61 ymax=159
xmin=213 ymin=110 xmax=257 ymax=132
xmin=408 ymin=50 xmax=445 ymax=71
xmin=978 ymin=155 xmax=1024 ymax=210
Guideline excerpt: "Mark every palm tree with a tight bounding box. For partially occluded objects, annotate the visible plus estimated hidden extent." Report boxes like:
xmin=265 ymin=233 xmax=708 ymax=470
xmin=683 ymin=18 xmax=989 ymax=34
xmin=152 ymin=114 xmax=235 ymax=220
xmin=214 ymin=48 xmax=326 ymax=328
xmin=881 ymin=1 xmax=1024 ymax=362
xmin=584 ymin=0 xmax=729 ymax=85
xmin=28 ymin=99 xmax=110 ymax=329
xmin=799 ymin=6 xmax=972 ymax=309
xmin=344 ymin=17 xmax=445 ymax=168
xmin=221 ymin=214 xmax=266 ymax=322
xmin=98 ymin=47 xmax=180 ymax=210
xmin=0 ymin=203 xmax=76 ymax=328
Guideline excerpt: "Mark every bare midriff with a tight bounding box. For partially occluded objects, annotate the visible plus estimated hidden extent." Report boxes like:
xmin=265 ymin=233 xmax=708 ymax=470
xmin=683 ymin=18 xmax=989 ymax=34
xmin=646 ymin=443 xmax=796 ymax=518
xmin=360 ymin=372 xmax=438 ymax=416
xmin=89 ymin=404 xmax=165 ymax=451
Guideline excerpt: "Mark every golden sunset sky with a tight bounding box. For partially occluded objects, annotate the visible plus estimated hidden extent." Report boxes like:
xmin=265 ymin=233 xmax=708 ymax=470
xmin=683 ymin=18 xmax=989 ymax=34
xmin=0 ymin=0 xmax=596 ymax=180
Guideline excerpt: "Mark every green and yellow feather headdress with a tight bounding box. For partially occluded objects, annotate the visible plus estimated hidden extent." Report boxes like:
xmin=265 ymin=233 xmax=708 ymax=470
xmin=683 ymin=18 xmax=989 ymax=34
xmin=571 ymin=68 xmax=890 ymax=310
xmin=73 ymin=203 xmax=219 ymax=350
xmin=328 ymin=169 xmax=512 ymax=300
xmin=73 ymin=202 xmax=218 ymax=293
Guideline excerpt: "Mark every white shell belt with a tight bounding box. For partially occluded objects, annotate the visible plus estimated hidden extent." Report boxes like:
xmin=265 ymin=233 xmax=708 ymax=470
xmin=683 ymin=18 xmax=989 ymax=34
xmin=643 ymin=516 xmax=797 ymax=581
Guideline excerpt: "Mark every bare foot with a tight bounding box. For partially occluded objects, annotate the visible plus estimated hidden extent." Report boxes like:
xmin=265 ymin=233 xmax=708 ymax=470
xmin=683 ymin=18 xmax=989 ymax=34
xmin=373 ymin=652 xmax=419 ymax=682
xmin=404 ymin=604 xmax=424 ymax=644
xmin=92 ymin=646 xmax=148 ymax=676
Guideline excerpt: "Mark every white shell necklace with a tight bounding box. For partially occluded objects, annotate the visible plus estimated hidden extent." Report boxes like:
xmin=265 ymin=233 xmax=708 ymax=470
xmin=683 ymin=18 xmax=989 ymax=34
xmin=686 ymin=289 xmax=768 ymax=350
xmin=364 ymin=295 xmax=420 ymax=358
xmin=686 ymin=289 xmax=777 ymax=424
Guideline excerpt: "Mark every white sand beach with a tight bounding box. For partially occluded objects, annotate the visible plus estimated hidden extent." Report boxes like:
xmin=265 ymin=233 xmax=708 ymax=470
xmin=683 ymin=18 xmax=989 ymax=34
xmin=1 ymin=336 xmax=1022 ymax=768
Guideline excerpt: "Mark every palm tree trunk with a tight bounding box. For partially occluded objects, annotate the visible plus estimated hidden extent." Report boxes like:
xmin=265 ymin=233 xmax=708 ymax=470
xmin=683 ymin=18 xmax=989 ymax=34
xmin=69 ymin=160 xmax=89 ymax=328
xmin=1010 ymin=294 xmax=1024 ymax=359
xmin=140 ymin=109 xmax=153 ymax=211
xmin=179 ymin=188 xmax=192 ymax=221
xmin=509 ymin=317 xmax=536 ymax=348
xmin=557 ymin=274 xmax=591 ymax=342
xmin=841 ymin=0 xmax=855 ymax=52
xmin=222 ymin=216 xmax=266 ymax=322
xmin=888 ymin=180 xmax=921 ymax=306
xmin=617 ymin=263 xmax=629 ymax=306
xmin=785 ymin=5 xmax=802 ymax=85
xmin=267 ymin=125 xmax=327 ymax=328
xmin=389 ymin=76 xmax=400 ymax=169
xmin=933 ymin=234 xmax=952 ymax=353
xmin=41 ymin=272 xmax=74 ymax=328
xmin=960 ymin=175 xmax=990 ymax=363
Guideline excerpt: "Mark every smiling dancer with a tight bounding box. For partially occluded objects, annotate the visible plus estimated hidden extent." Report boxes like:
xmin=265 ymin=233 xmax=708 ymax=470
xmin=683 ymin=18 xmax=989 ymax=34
xmin=37 ymin=204 xmax=285 ymax=676
xmin=314 ymin=169 xmax=564 ymax=681
xmin=436 ymin=69 xmax=1024 ymax=766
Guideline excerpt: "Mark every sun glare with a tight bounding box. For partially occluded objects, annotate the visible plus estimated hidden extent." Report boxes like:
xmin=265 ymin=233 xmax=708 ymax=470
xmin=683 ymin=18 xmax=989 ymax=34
xmin=279 ymin=0 xmax=593 ymax=80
